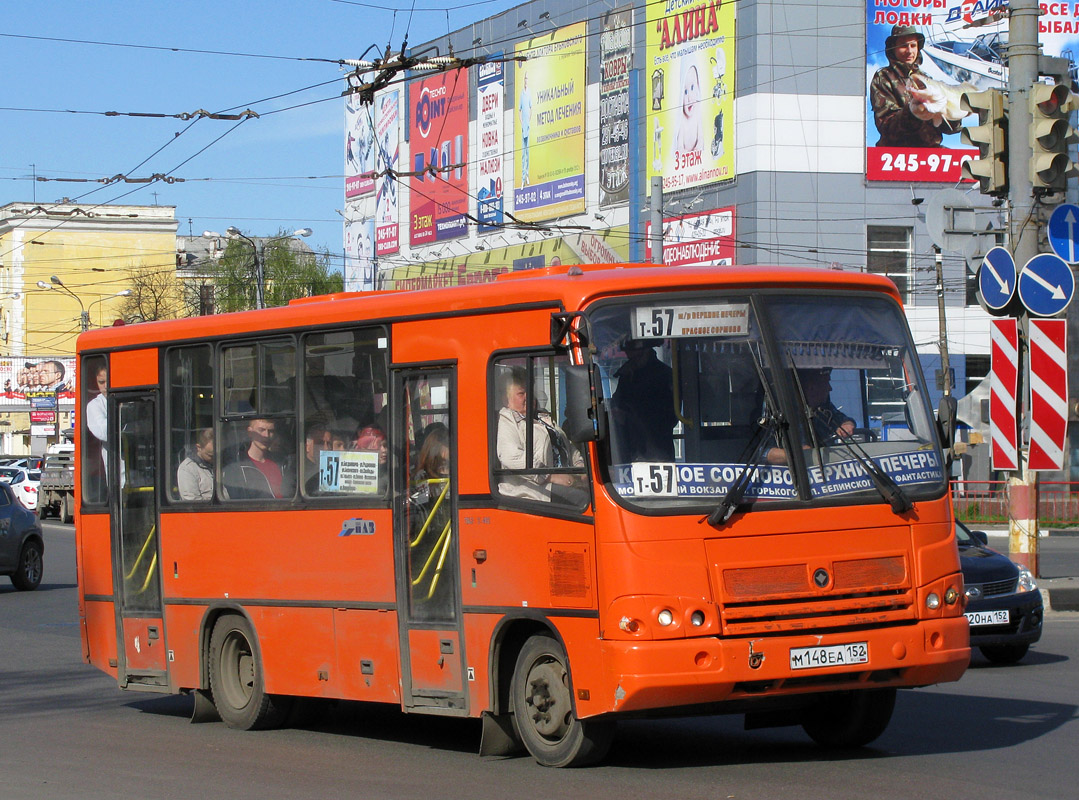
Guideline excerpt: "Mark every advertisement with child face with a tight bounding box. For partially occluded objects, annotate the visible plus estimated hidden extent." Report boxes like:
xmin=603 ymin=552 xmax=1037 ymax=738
xmin=646 ymin=0 xmax=735 ymax=193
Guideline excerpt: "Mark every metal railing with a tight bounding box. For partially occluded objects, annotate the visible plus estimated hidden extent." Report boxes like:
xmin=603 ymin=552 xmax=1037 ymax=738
xmin=952 ymin=481 xmax=1079 ymax=527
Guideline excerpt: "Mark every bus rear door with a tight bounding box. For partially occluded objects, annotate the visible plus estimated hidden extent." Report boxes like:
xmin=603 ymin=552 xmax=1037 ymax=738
xmin=393 ymin=368 xmax=466 ymax=712
xmin=110 ymin=393 xmax=168 ymax=689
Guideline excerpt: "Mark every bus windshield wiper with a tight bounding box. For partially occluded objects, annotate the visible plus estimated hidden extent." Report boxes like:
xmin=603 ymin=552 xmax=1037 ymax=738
xmin=703 ymin=410 xmax=783 ymax=528
xmin=704 ymin=343 xmax=785 ymax=528
xmin=809 ymin=407 xmax=912 ymax=515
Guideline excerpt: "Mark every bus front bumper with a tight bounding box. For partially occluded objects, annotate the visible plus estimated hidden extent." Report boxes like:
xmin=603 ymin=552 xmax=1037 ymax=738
xmin=598 ymin=616 xmax=970 ymax=715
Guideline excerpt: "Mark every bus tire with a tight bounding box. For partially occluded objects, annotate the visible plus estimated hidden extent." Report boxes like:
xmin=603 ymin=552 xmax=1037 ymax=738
xmin=208 ymin=615 xmax=291 ymax=730
xmin=800 ymin=687 xmax=896 ymax=748
xmin=511 ymin=634 xmax=614 ymax=767
xmin=11 ymin=539 xmax=43 ymax=591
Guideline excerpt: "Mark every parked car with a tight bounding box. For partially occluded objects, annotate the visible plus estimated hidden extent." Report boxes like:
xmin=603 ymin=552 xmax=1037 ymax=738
xmin=0 ymin=467 xmax=39 ymax=511
xmin=957 ymin=520 xmax=1043 ymax=664
xmin=0 ymin=481 xmax=44 ymax=590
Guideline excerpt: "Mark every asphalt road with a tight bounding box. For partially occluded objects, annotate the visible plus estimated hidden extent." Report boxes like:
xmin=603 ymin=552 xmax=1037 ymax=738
xmin=2 ymin=522 xmax=1079 ymax=800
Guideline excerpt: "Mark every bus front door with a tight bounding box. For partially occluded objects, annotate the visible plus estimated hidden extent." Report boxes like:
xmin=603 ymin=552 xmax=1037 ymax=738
xmin=110 ymin=394 xmax=167 ymax=688
xmin=393 ymin=368 xmax=466 ymax=712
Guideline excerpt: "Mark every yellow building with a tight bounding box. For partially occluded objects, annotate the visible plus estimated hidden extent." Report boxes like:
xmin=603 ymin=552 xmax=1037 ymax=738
xmin=0 ymin=202 xmax=177 ymax=453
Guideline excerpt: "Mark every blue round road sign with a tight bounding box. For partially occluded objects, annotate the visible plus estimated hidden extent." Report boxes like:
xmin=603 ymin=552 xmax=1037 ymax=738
xmin=1048 ymin=203 xmax=1079 ymax=263
xmin=977 ymin=246 xmax=1017 ymax=313
xmin=1018 ymin=252 xmax=1075 ymax=317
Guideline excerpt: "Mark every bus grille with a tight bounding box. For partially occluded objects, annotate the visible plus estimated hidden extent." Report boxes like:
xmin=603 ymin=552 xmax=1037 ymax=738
xmin=717 ymin=555 xmax=914 ymax=635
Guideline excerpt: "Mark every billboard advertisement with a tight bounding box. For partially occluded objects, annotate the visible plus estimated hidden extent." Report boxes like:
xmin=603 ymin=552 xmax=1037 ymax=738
xmin=374 ymin=90 xmax=400 ymax=256
xmin=344 ymin=217 xmax=375 ymax=292
xmin=866 ymin=1 xmax=1079 ymax=182
xmin=645 ymin=206 xmax=736 ymax=266
xmin=345 ymin=96 xmax=376 ymax=198
xmin=477 ymin=58 xmax=505 ymax=232
xmin=646 ymin=0 xmax=736 ymax=193
xmin=599 ymin=7 xmax=633 ymax=207
xmin=0 ymin=356 xmax=76 ymax=407
xmin=514 ymin=21 xmax=587 ymax=222
xmin=408 ymin=69 xmax=470 ymax=246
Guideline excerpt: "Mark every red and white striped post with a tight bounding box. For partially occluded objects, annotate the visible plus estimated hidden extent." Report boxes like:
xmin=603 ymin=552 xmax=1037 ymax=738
xmin=990 ymin=318 xmax=1020 ymax=471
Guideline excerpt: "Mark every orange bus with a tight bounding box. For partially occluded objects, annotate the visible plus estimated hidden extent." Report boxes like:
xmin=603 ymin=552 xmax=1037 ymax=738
xmin=75 ymin=264 xmax=968 ymax=767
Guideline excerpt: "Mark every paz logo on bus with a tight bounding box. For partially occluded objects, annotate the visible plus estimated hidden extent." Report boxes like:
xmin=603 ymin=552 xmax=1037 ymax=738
xmin=339 ymin=519 xmax=376 ymax=537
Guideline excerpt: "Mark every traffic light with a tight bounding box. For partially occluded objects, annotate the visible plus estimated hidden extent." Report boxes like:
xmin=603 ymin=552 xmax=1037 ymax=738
xmin=961 ymin=88 xmax=1008 ymax=196
xmin=1029 ymin=81 xmax=1078 ymax=192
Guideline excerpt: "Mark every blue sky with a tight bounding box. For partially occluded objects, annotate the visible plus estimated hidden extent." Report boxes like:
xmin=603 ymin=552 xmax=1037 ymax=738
xmin=1 ymin=0 xmax=522 ymax=270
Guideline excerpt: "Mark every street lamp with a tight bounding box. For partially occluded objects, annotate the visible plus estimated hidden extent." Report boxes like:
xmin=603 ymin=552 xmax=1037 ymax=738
xmin=37 ymin=276 xmax=89 ymax=332
xmin=88 ymin=289 xmax=133 ymax=328
xmin=221 ymin=226 xmax=312 ymax=310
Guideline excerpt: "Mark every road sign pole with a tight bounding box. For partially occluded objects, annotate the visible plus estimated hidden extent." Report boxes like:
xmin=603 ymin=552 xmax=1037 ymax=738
xmin=1008 ymin=323 xmax=1039 ymax=577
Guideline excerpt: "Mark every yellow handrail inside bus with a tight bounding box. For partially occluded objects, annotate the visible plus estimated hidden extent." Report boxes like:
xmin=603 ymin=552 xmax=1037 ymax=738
xmin=134 ymin=552 xmax=158 ymax=595
xmin=410 ymin=478 xmax=449 ymax=549
xmin=411 ymin=520 xmax=452 ymax=600
xmin=124 ymin=524 xmax=157 ymax=583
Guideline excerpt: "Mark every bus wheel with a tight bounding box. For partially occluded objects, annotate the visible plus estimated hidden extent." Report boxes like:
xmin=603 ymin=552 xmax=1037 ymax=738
xmin=800 ymin=687 xmax=896 ymax=748
xmin=511 ymin=634 xmax=614 ymax=767
xmin=11 ymin=539 xmax=43 ymax=591
xmin=208 ymin=615 xmax=291 ymax=730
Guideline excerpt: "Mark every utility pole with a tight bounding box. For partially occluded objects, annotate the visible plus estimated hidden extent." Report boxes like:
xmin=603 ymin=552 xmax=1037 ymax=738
xmin=1007 ymin=0 xmax=1042 ymax=574
xmin=934 ymin=246 xmax=952 ymax=396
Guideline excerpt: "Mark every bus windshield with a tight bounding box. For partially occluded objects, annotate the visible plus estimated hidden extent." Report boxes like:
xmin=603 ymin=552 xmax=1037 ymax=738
xmin=590 ymin=291 xmax=946 ymax=510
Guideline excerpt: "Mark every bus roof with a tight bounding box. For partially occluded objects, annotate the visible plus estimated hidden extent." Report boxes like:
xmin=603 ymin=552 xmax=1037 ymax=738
xmin=76 ymin=264 xmax=901 ymax=353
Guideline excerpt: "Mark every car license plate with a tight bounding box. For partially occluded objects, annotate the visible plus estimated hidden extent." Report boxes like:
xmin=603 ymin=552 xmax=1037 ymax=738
xmin=965 ymin=609 xmax=1010 ymax=627
xmin=789 ymin=642 xmax=868 ymax=670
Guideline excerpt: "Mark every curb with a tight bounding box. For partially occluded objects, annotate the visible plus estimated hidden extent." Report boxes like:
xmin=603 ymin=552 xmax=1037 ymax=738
xmin=1047 ymin=587 xmax=1079 ymax=612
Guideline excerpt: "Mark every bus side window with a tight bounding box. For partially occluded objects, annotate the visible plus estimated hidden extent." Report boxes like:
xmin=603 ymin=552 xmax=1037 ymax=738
xmin=301 ymin=327 xmax=389 ymax=498
xmin=491 ymin=353 xmax=588 ymax=509
xmin=220 ymin=339 xmax=298 ymax=502
xmin=81 ymin=355 xmax=109 ymax=506
xmin=165 ymin=345 xmax=214 ymax=503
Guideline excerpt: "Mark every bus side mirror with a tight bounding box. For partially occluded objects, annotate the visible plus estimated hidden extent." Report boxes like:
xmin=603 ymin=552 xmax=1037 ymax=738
xmin=562 ymin=364 xmax=602 ymax=443
xmin=937 ymin=395 xmax=957 ymax=449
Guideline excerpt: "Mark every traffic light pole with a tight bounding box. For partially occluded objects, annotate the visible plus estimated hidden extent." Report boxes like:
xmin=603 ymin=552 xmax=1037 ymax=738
xmin=1007 ymin=0 xmax=1041 ymax=575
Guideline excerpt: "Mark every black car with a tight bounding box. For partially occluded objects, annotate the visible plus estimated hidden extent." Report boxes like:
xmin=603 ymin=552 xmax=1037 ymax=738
xmin=0 ymin=481 xmax=44 ymax=590
xmin=957 ymin=520 xmax=1043 ymax=664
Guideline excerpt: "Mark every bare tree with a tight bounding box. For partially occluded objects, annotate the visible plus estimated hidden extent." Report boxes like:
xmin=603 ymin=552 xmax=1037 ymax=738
xmin=118 ymin=265 xmax=185 ymax=322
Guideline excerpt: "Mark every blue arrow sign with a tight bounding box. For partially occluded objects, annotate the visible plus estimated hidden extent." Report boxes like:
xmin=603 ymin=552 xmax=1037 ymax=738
xmin=1018 ymin=252 xmax=1076 ymax=317
xmin=978 ymin=246 xmax=1017 ymax=313
xmin=1048 ymin=203 xmax=1079 ymax=263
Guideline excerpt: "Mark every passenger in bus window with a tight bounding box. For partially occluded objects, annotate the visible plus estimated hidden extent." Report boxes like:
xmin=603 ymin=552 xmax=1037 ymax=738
xmin=331 ymin=429 xmax=349 ymax=451
xmin=176 ymin=428 xmax=215 ymax=502
xmin=303 ymin=424 xmax=332 ymax=493
xmin=496 ymin=370 xmax=586 ymax=505
xmin=354 ymin=424 xmax=388 ymax=493
xmin=86 ymin=364 xmax=109 ymax=492
xmin=610 ymin=337 xmax=677 ymax=462
xmin=227 ymin=418 xmax=287 ymax=499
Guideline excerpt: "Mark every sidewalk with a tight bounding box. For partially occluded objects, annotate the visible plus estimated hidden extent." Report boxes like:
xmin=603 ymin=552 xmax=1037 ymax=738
xmin=980 ymin=525 xmax=1079 ymax=612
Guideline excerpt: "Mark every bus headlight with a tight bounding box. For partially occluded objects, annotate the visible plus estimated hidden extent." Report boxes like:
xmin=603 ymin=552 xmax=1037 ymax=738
xmin=926 ymin=592 xmax=941 ymax=610
xmin=657 ymin=609 xmax=674 ymax=627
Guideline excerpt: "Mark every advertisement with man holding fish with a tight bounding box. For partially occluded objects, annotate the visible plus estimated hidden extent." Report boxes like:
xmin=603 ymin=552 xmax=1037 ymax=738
xmin=866 ymin=1 xmax=1079 ymax=183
